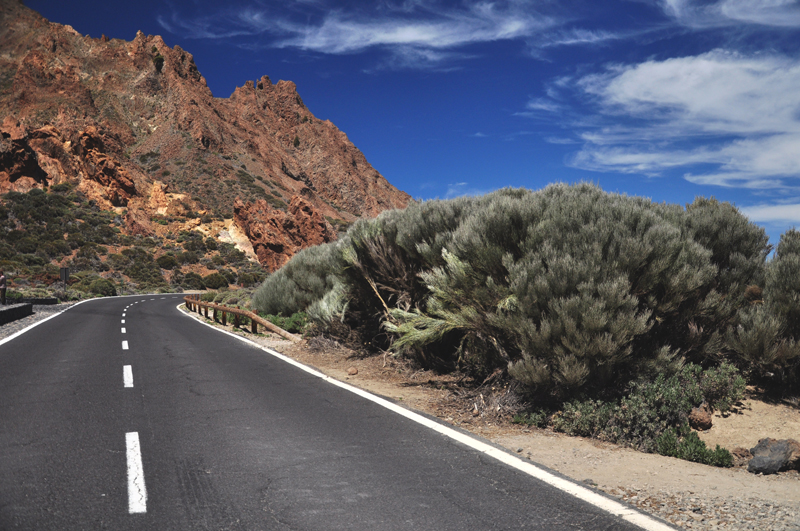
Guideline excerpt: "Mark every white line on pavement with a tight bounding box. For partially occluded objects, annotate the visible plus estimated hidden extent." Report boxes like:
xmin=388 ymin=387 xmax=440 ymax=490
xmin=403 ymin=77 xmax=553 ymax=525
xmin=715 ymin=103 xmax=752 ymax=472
xmin=121 ymin=328 xmax=126 ymax=334
xmin=123 ymin=365 xmax=133 ymax=388
xmin=125 ymin=432 xmax=147 ymax=513
xmin=181 ymin=304 xmax=674 ymax=531
xmin=122 ymin=341 xmax=129 ymax=350
xmin=121 ymin=319 xmax=125 ymax=324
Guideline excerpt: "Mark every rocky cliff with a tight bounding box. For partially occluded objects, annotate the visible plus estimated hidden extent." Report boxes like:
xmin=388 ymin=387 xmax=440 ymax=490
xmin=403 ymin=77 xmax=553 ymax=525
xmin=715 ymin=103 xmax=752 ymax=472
xmin=0 ymin=0 xmax=410 ymax=270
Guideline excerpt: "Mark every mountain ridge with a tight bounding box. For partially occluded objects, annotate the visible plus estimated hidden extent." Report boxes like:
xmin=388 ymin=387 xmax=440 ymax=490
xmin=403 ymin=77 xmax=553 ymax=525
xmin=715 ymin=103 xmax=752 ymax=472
xmin=0 ymin=0 xmax=410 ymax=272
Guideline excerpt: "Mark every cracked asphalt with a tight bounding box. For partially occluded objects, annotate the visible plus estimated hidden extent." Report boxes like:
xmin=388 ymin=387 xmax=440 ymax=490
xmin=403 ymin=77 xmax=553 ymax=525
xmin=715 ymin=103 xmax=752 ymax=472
xmin=0 ymin=296 xmax=658 ymax=530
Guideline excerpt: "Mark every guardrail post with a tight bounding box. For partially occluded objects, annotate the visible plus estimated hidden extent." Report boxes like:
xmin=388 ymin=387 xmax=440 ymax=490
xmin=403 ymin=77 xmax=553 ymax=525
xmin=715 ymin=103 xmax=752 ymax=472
xmin=234 ymin=314 xmax=240 ymax=327
xmin=222 ymin=312 xmax=227 ymax=326
xmin=251 ymin=318 xmax=257 ymax=334
xmin=213 ymin=308 xmax=217 ymax=322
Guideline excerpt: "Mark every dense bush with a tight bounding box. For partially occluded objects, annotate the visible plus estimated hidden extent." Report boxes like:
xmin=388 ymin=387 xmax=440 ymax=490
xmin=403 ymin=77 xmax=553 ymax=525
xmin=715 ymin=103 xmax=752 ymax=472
xmin=726 ymin=229 xmax=800 ymax=393
xmin=259 ymin=312 xmax=308 ymax=334
xmin=203 ymin=272 xmax=228 ymax=289
xmin=122 ymin=247 xmax=165 ymax=287
xmin=156 ymin=254 xmax=179 ymax=270
xmin=251 ymin=242 xmax=341 ymax=316
xmin=180 ymin=272 xmax=205 ymax=290
xmin=550 ymin=363 xmax=743 ymax=453
xmin=89 ymin=278 xmax=117 ymax=297
xmin=254 ymin=184 xmax=769 ymax=401
xmin=656 ymin=428 xmax=733 ymax=467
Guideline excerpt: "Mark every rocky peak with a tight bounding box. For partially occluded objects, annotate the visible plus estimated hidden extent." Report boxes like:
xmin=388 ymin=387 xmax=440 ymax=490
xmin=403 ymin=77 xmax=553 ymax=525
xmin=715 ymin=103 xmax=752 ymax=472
xmin=0 ymin=0 xmax=410 ymax=269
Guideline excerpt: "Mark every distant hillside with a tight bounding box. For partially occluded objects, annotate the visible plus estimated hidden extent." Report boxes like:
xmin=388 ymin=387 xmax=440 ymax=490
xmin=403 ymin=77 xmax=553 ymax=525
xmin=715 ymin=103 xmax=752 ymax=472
xmin=0 ymin=0 xmax=410 ymax=277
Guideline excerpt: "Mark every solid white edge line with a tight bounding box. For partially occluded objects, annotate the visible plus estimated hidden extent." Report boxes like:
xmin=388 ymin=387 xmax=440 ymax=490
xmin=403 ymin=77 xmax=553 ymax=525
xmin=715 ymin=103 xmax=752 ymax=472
xmin=122 ymin=340 xmax=129 ymax=350
xmin=177 ymin=304 xmax=675 ymax=531
xmin=125 ymin=432 xmax=147 ymax=513
xmin=123 ymin=365 xmax=134 ymax=388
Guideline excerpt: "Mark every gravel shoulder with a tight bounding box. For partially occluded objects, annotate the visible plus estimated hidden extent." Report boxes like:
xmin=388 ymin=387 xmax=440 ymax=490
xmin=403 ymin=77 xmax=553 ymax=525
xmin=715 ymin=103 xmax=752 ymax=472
xmin=4 ymin=305 xmax=799 ymax=531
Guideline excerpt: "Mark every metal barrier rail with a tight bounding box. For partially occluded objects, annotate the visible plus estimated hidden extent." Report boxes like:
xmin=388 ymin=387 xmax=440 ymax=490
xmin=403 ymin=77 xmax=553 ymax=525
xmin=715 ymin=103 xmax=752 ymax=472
xmin=183 ymin=294 xmax=300 ymax=342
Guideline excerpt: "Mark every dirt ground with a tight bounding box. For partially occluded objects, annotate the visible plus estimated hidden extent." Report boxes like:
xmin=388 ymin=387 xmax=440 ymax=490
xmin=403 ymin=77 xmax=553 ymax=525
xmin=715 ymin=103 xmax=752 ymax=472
xmin=186 ymin=308 xmax=800 ymax=514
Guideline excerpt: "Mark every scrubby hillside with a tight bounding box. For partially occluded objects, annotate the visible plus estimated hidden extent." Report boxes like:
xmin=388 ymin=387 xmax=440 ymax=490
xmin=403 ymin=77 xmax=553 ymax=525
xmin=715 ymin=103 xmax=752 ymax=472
xmin=0 ymin=185 xmax=266 ymax=299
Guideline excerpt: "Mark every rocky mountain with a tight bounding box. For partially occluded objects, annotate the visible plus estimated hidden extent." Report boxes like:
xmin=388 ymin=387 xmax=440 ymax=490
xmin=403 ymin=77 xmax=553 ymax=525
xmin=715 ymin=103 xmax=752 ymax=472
xmin=0 ymin=0 xmax=410 ymax=271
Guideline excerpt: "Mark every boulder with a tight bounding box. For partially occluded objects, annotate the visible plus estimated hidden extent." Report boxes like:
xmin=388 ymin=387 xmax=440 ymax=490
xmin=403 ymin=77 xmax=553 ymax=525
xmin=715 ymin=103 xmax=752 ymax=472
xmin=688 ymin=405 xmax=713 ymax=431
xmin=748 ymin=438 xmax=800 ymax=474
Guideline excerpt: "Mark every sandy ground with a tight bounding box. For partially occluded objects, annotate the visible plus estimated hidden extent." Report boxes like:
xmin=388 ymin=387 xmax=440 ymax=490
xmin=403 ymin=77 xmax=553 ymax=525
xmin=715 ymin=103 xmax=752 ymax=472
xmin=183 ymin=308 xmax=800 ymax=525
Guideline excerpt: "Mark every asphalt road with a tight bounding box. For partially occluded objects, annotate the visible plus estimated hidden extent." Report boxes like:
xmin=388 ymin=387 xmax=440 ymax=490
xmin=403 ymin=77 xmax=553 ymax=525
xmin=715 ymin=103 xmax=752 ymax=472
xmin=0 ymin=296 xmax=669 ymax=530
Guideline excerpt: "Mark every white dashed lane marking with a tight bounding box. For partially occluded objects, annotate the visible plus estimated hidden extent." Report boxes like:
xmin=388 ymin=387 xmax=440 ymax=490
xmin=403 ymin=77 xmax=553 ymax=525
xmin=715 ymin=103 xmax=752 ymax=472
xmin=122 ymin=341 xmax=129 ymax=350
xmin=121 ymin=328 xmax=126 ymax=334
xmin=123 ymin=365 xmax=133 ymax=388
xmin=121 ymin=319 xmax=125 ymax=324
xmin=126 ymin=432 xmax=147 ymax=513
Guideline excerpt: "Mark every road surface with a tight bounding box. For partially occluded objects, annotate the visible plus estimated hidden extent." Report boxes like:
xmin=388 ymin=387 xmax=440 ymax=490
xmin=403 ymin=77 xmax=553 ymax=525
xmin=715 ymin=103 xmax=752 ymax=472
xmin=0 ymin=296 xmax=671 ymax=530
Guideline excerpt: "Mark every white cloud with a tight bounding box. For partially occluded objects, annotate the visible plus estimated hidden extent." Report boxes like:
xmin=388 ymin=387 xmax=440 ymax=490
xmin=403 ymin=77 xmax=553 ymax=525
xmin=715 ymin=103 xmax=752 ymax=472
xmin=521 ymin=97 xmax=562 ymax=113
xmin=740 ymin=203 xmax=800 ymax=223
xmin=535 ymin=28 xmax=625 ymax=48
xmin=159 ymin=1 xmax=555 ymax=69
xmin=570 ymin=50 xmax=800 ymax=188
xmin=657 ymin=0 xmax=800 ymax=27
xmin=274 ymin=5 xmax=550 ymax=53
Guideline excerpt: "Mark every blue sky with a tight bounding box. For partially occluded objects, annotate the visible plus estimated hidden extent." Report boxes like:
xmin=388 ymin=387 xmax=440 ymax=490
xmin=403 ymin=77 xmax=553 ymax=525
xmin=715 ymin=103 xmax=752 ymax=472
xmin=25 ymin=0 xmax=800 ymax=245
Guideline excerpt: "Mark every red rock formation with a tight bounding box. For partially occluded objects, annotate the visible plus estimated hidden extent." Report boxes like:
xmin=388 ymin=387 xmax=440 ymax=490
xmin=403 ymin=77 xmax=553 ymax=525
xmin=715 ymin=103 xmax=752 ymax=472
xmin=234 ymin=195 xmax=336 ymax=271
xmin=0 ymin=0 xmax=410 ymax=267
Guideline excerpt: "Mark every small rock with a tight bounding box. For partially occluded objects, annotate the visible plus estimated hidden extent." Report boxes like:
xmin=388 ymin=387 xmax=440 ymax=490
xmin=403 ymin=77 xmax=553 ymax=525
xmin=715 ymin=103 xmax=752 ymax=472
xmin=582 ymin=478 xmax=597 ymax=486
xmin=516 ymin=447 xmax=523 ymax=453
xmin=347 ymin=367 xmax=358 ymax=376
xmin=689 ymin=404 xmax=713 ymax=431
xmin=731 ymin=446 xmax=753 ymax=467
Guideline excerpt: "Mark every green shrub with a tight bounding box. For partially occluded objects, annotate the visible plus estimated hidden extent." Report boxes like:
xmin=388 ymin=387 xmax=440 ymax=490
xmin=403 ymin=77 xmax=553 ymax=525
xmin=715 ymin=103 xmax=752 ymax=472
xmin=178 ymin=251 xmax=199 ymax=264
xmin=252 ymin=242 xmax=341 ymax=316
xmin=551 ymin=363 xmax=744 ymax=452
xmin=656 ymin=428 xmax=733 ymax=467
xmin=89 ymin=278 xmax=117 ymax=297
xmin=203 ymin=272 xmax=228 ymax=289
xmin=122 ymin=247 xmax=165 ymax=286
xmin=181 ymin=272 xmax=205 ymax=290
xmin=156 ymin=254 xmax=179 ymax=270
xmin=726 ymin=229 xmax=800 ymax=393
xmin=260 ymin=312 xmax=308 ymax=334
xmin=511 ymin=410 xmax=549 ymax=428
xmin=254 ymin=184 xmax=770 ymax=400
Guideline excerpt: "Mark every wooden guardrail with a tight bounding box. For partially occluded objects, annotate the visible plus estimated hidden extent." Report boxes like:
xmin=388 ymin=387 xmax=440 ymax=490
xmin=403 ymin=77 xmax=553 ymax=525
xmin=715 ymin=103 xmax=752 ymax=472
xmin=183 ymin=294 xmax=300 ymax=342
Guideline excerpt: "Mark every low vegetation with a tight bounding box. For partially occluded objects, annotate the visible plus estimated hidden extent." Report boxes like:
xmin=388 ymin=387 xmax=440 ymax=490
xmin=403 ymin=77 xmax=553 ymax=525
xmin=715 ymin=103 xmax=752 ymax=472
xmin=252 ymin=183 xmax=799 ymax=466
xmin=0 ymin=186 xmax=267 ymax=299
